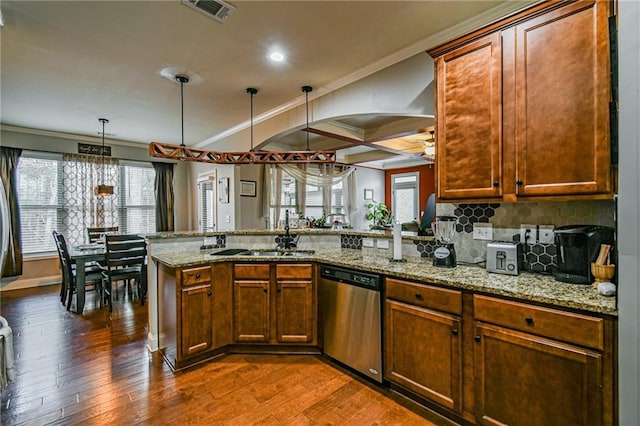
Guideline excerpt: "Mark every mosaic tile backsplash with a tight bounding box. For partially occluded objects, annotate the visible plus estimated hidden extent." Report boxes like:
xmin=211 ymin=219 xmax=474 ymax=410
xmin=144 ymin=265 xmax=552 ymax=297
xmin=432 ymin=200 xmax=615 ymax=273
xmin=341 ymin=234 xmax=363 ymax=250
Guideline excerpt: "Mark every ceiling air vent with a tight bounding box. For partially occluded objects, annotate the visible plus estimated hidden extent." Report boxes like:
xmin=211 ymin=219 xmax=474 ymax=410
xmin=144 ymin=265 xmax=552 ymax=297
xmin=182 ymin=0 xmax=236 ymax=23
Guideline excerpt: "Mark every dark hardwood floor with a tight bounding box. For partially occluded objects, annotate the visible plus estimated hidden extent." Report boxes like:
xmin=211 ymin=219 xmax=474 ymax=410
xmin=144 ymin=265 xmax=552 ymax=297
xmin=0 ymin=285 xmax=438 ymax=425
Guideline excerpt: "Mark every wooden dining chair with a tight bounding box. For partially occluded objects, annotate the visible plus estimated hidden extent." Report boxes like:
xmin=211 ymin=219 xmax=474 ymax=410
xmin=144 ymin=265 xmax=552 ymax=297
xmin=52 ymin=231 xmax=104 ymax=311
xmin=102 ymin=234 xmax=147 ymax=312
xmin=86 ymin=226 xmax=119 ymax=244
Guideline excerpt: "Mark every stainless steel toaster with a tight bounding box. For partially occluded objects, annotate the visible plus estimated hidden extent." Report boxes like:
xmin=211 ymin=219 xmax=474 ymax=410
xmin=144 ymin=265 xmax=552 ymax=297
xmin=486 ymin=241 xmax=522 ymax=275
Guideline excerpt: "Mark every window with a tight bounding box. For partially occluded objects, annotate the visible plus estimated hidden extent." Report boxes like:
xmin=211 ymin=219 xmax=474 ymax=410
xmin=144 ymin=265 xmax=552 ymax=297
xmin=391 ymin=172 xmax=419 ymax=223
xmin=197 ymin=173 xmax=216 ymax=232
xmin=16 ymin=153 xmax=156 ymax=255
xmin=269 ymin=167 xmax=344 ymax=226
xmin=16 ymin=155 xmax=62 ymax=254
xmin=119 ymin=162 xmax=156 ymax=234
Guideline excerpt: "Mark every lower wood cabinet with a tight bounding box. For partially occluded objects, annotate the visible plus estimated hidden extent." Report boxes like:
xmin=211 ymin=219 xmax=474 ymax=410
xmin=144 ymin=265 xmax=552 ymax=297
xmin=233 ymin=263 xmax=316 ymax=345
xmin=276 ymin=264 xmax=314 ymax=343
xmin=384 ymin=278 xmax=463 ymax=412
xmin=158 ymin=262 xmax=232 ymax=370
xmin=383 ymin=281 xmax=615 ymax=425
xmin=180 ymin=281 xmax=213 ymax=357
xmin=474 ymin=322 xmax=602 ymax=426
xmin=473 ymin=295 xmax=613 ymax=426
xmin=234 ymin=273 xmax=270 ymax=342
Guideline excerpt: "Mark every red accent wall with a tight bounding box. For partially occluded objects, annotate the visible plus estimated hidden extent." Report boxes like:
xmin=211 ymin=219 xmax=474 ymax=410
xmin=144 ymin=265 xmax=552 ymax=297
xmin=384 ymin=165 xmax=435 ymax=219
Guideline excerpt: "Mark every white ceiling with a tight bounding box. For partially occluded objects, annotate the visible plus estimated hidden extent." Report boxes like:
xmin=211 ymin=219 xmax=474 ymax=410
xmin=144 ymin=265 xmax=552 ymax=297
xmin=0 ymin=0 xmax=529 ymax=166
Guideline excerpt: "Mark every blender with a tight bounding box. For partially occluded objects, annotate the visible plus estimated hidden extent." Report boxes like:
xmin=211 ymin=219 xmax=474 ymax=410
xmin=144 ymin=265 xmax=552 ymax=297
xmin=431 ymin=215 xmax=457 ymax=268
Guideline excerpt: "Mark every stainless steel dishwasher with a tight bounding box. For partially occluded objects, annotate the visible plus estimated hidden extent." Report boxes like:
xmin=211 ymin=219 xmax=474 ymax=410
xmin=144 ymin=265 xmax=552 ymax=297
xmin=320 ymin=264 xmax=382 ymax=383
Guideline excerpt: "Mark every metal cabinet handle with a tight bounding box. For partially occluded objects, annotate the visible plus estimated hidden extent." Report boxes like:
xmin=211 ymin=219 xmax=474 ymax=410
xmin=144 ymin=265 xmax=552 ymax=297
xmin=493 ymin=181 xmax=499 ymax=187
xmin=195 ymin=273 xmax=201 ymax=279
xmin=516 ymin=179 xmax=523 ymax=186
xmin=525 ymin=316 xmax=534 ymax=325
xmin=263 ymin=288 xmax=268 ymax=293
xmin=452 ymin=329 xmax=459 ymax=336
xmin=277 ymin=286 xmax=282 ymax=293
xmin=415 ymin=292 xmax=423 ymax=299
xmin=474 ymin=335 xmax=481 ymax=342
xmin=207 ymin=291 xmax=212 ymax=296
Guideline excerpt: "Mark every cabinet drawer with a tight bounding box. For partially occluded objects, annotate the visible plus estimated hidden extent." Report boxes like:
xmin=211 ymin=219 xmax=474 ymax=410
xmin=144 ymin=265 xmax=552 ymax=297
xmin=473 ymin=295 xmax=604 ymax=350
xmin=276 ymin=263 xmax=313 ymax=280
xmin=234 ymin=263 xmax=270 ymax=280
xmin=181 ymin=266 xmax=212 ymax=286
xmin=386 ymin=278 xmax=462 ymax=315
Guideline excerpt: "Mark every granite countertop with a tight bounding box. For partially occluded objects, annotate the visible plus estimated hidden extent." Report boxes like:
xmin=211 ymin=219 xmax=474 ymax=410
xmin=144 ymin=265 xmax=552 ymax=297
xmin=152 ymin=248 xmax=617 ymax=316
xmin=144 ymin=229 xmax=434 ymax=241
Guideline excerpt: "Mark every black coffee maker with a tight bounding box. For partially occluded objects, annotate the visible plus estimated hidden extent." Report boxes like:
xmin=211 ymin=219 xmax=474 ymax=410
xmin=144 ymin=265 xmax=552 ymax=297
xmin=553 ymin=225 xmax=615 ymax=284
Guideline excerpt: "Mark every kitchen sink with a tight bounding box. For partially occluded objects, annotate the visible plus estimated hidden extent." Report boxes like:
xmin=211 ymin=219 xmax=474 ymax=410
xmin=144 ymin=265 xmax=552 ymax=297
xmin=210 ymin=248 xmax=315 ymax=257
xmin=211 ymin=248 xmax=250 ymax=256
xmin=246 ymin=249 xmax=315 ymax=257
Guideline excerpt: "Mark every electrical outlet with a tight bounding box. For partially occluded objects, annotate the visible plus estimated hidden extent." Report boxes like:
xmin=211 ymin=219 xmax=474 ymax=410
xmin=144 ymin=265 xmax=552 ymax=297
xmin=473 ymin=223 xmax=493 ymax=240
xmin=376 ymin=239 xmax=389 ymax=249
xmin=362 ymin=238 xmax=374 ymax=248
xmin=538 ymin=225 xmax=555 ymax=244
xmin=520 ymin=224 xmax=537 ymax=244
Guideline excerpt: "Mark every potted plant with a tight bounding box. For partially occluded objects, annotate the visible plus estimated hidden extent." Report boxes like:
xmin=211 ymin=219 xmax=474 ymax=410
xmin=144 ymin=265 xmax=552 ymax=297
xmin=366 ymin=202 xmax=392 ymax=229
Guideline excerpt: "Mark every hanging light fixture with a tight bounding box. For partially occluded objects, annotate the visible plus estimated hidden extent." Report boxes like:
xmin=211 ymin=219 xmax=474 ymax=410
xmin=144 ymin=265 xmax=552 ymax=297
xmin=148 ymin=83 xmax=336 ymax=164
xmin=301 ymin=85 xmax=312 ymax=150
xmin=94 ymin=118 xmax=114 ymax=196
xmin=246 ymin=87 xmax=258 ymax=151
xmin=175 ymin=75 xmax=190 ymax=160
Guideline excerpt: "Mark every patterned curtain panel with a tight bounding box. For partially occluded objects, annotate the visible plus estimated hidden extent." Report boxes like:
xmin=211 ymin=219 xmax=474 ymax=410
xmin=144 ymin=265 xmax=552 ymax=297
xmin=62 ymin=153 xmax=119 ymax=246
xmin=152 ymin=162 xmax=174 ymax=232
xmin=1 ymin=147 xmax=23 ymax=277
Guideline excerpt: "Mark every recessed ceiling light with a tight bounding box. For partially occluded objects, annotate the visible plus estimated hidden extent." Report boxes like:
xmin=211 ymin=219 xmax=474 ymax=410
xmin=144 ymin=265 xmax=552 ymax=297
xmin=269 ymin=51 xmax=285 ymax=62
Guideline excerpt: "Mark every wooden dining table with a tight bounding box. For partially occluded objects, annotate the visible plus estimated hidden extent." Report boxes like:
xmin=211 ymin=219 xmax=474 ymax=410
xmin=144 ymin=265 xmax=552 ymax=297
xmin=69 ymin=244 xmax=106 ymax=314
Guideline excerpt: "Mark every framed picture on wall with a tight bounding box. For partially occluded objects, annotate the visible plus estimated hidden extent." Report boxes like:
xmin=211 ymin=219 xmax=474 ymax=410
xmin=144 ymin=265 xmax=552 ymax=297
xmin=364 ymin=188 xmax=374 ymax=200
xmin=240 ymin=180 xmax=256 ymax=197
xmin=219 ymin=177 xmax=229 ymax=203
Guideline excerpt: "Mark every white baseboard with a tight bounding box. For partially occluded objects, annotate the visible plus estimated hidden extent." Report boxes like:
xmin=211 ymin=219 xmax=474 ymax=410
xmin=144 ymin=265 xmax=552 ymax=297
xmin=0 ymin=276 xmax=60 ymax=291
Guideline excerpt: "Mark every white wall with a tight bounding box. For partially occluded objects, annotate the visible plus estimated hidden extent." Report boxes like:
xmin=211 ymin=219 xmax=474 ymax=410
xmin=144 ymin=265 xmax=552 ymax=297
xmin=236 ymin=164 xmax=267 ymax=230
xmin=617 ymin=1 xmax=640 ymax=424
xmin=207 ymin=53 xmax=435 ymax=153
xmin=351 ymin=167 xmax=385 ymax=230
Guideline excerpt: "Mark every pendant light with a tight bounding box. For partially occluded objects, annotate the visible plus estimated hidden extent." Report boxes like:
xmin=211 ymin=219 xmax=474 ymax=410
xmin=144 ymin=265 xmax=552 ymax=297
xmin=246 ymin=87 xmax=258 ymax=151
xmin=149 ymin=83 xmax=336 ymax=164
xmin=94 ymin=118 xmax=114 ymax=196
xmin=301 ymin=85 xmax=313 ymax=150
xmin=176 ymin=75 xmax=189 ymax=160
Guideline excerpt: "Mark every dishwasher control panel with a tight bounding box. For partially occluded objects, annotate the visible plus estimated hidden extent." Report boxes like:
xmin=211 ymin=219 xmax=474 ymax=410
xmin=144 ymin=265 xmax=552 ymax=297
xmin=321 ymin=265 xmax=381 ymax=290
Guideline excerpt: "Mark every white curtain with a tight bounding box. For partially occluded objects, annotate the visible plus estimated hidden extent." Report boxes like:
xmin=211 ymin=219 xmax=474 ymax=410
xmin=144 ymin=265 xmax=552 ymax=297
xmin=279 ymin=163 xmax=354 ymax=187
xmin=62 ymin=153 xmax=119 ymax=246
xmin=295 ymin=164 xmax=307 ymax=217
xmin=279 ymin=163 xmax=356 ymax=219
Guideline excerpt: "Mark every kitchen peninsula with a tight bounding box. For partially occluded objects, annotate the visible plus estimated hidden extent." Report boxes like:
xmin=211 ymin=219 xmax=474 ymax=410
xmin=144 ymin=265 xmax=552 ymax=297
xmin=146 ymin=229 xmax=617 ymax=425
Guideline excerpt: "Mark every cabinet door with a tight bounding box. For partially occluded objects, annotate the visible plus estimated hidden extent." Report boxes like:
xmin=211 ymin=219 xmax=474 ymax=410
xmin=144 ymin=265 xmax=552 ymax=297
xmin=512 ymin=0 xmax=611 ymax=196
xmin=180 ymin=283 xmax=213 ymax=358
xmin=275 ymin=280 xmax=314 ymax=343
xmin=474 ymin=323 xmax=603 ymax=426
xmin=435 ymin=32 xmax=502 ymax=200
xmin=385 ymin=300 xmax=462 ymax=412
xmin=233 ymin=280 xmax=270 ymax=342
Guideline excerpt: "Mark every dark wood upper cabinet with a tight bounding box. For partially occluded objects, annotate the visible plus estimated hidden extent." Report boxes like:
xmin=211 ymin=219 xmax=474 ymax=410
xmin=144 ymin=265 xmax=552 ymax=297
xmin=435 ymin=32 xmax=502 ymax=201
xmin=430 ymin=0 xmax=613 ymax=202
xmin=511 ymin=0 xmax=611 ymax=197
